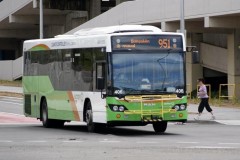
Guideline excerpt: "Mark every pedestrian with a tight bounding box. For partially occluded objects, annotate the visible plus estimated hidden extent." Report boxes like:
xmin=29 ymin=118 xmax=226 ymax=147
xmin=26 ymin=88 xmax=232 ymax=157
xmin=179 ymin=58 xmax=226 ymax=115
xmin=195 ymin=78 xmax=215 ymax=120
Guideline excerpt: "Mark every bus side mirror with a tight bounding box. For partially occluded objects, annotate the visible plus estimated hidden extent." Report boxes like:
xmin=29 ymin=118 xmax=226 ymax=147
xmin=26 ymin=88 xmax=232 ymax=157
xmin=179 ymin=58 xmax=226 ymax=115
xmin=186 ymin=46 xmax=199 ymax=63
xmin=192 ymin=51 xmax=200 ymax=63
xmin=97 ymin=77 xmax=105 ymax=90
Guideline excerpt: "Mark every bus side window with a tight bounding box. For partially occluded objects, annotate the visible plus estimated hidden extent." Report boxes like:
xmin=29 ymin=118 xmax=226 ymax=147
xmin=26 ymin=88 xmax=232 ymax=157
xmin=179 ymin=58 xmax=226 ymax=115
xmin=72 ymin=50 xmax=82 ymax=71
xmin=62 ymin=50 xmax=72 ymax=71
xmin=96 ymin=62 xmax=106 ymax=90
xmin=24 ymin=52 xmax=30 ymax=76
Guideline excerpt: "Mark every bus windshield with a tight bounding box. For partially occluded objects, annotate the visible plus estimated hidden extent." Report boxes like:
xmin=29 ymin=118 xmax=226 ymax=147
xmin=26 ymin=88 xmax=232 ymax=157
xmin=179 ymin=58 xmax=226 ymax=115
xmin=111 ymin=52 xmax=185 ymax=96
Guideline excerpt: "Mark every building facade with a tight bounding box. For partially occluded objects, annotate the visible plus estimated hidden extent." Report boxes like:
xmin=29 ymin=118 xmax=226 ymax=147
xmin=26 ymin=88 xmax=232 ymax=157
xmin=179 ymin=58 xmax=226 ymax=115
xmin=0 ymin=0 xmax=124 ymax=80
xmin=0 ymin=0 xmax=240 ymax=98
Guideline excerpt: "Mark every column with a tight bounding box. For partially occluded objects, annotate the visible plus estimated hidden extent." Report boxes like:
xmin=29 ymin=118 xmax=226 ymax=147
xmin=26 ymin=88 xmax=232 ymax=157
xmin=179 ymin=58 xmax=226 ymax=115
xmin=89 ymin=0 xmax=101 ymax=19
xmin=186 ymin=33 xmax=203 ymax=93
xmin=227 ymin=29 xmax=240 ymax=99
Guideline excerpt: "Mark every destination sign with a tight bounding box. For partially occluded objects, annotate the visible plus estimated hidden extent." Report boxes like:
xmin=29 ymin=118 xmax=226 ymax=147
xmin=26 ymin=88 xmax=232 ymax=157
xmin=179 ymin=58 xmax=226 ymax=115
xmin=112 ymin=35 xmax=183 ymax=51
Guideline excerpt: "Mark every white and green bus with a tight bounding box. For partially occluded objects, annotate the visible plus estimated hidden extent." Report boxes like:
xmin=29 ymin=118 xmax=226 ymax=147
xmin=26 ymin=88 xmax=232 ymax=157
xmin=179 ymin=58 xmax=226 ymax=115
xmin=23 ymin=25 xmax=188 ymax=133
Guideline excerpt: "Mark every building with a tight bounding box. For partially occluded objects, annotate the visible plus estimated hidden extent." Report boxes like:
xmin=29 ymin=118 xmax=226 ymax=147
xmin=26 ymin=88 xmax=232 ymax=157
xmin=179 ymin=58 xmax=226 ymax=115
xmin=0 ymin=0 xmax=240 ymax=98
xmin=0 ymin=0 xmax=125 ymax=80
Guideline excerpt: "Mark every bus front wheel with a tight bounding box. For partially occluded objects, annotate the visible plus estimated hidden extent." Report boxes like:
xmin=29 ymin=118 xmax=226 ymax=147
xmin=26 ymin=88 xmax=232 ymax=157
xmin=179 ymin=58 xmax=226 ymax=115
xmin=152 ymin=121 xmax=168 ymax=133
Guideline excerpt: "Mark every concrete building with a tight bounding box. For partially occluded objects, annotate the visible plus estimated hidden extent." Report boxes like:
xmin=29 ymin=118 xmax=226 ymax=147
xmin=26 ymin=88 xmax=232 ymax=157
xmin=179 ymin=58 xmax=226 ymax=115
xmin=0 ymin=0 xmax=123 ymax=80
xmin=67 ymin=0 xmax=240 ymax=98
xmin=0 ymin=0 xmax=240 ymax=98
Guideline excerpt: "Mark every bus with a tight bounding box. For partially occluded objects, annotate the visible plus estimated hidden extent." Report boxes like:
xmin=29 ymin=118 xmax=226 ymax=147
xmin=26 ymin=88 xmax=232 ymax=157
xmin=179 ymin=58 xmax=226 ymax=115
xmin=23 ymin=25 xmax=188 ymax=133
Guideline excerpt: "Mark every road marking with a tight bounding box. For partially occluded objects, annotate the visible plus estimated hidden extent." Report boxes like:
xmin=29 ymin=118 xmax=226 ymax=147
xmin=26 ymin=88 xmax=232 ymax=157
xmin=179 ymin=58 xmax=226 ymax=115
xmin=216 ymin=120 xmax=240 ymax=126
xmin=0 ymin=140 xmax=13 ymax=143
xmin=0 ymin=112 xmax=24 ymax=117
xmin=0 ymin=96 xmax=23 ymax=100
xmin=136 ymin=141 xmax=158 ymax=144
xmin=99 ymin=140 xmax=120 ymax=143
xmin=0 ymin=100 xmax=22 ymax=105
xmin=0 ymin=123 xmax=40 ymax=125
xmin=218 ymin=143 xmax=240 ymax=145
xmin=0 ymin=99 xmax=22 ymax=102
xmin=185 ymin=146 xmax=237 ymax=149
xmin=99 ymin=141 xmax=120 ymax=143
xmin=0 ymin=112 xmax=40 ymax=124
xmin=26 ymin=140 xmax=47 ymax=143
xmin=63 ymin=141 xmax=84 ymax=143
xmin=177 ymin=142 xmax=199 ymax=144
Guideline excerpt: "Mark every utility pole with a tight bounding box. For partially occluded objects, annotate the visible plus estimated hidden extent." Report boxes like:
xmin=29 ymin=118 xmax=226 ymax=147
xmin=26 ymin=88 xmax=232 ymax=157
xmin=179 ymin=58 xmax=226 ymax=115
xmin=40 ymin=0 xmax=43 ymax=39
xmin=180 ymin=0 xmax=185 ymax=35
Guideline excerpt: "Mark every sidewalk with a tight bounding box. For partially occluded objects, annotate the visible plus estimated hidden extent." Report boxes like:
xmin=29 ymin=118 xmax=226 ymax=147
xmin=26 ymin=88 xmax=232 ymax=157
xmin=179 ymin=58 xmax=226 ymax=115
xmin=187 ymin=103 xmax=240 ymax=122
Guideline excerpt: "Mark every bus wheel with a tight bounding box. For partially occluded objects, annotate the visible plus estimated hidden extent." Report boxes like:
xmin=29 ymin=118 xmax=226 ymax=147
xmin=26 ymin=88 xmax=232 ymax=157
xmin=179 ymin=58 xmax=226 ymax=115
xmin=41 ymin=98 xmax=53 ymax=128
xmin=152 ymin=121 xmax=168 ymax=133
xmin=85 ymin=102 xmax=96 ymax=132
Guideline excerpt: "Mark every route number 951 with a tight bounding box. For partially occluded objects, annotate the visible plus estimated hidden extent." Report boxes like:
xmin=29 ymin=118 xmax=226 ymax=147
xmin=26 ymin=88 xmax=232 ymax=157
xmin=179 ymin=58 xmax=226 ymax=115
xmin=158 ymin=39 xmax=171 ymax=48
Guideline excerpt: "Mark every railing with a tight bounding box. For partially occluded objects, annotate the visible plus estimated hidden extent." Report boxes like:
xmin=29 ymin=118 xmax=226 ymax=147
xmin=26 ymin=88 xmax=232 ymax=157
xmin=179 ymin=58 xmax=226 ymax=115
xmin=187 ymin=84 xmax=192 ymax=99
xmin=219 ymin=84 xmax=235 ymax=103
xmin=123 ymin=95 xmax=181 ymax=122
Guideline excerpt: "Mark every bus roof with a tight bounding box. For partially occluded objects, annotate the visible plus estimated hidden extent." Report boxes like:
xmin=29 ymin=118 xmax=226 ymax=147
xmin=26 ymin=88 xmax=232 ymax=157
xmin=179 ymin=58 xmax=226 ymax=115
xmin=23 ymin=25 xmax=185 ymax=52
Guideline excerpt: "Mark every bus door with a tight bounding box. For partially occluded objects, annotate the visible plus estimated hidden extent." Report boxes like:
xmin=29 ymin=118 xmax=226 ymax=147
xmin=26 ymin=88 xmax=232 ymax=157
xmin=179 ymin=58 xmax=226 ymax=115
xmin=95 ymin=61 xmax=106 ymax=91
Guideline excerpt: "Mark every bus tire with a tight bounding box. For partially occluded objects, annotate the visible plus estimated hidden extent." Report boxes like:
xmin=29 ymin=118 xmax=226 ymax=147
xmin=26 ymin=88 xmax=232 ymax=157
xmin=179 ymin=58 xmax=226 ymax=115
xmin=85 ymin=102 xmax=97 ymax=132
xmin=41 ymin=98 xmax=65 ymax=128
xmin=41 ymin=98 xmax=53 ymax=128
xmin=152 ymin=121 xmax=168 ymax=133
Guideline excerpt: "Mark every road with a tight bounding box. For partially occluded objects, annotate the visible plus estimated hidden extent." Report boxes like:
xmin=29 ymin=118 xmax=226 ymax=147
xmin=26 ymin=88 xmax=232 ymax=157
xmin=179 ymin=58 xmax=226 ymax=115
xmin=0 ymin=96 xmax=240 ymax=160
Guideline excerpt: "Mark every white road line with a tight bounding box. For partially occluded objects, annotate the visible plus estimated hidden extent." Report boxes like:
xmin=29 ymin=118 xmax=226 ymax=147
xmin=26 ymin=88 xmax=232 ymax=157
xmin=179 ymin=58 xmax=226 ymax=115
xmin=216 ymin=120 xmax=240 ymax=126
xmin=177 ymin=142 xmax=199 ymax=144
xmin=0 ymin=140 xmax=13 ymax=143
xmin=0 ymin=99 xmax=22 ymax=102
xmin=0 ymin=123 xmax=40 ymax=126
xmin=0 ymin=96 xmax=23 ymax=100
xmin=26 ymin=140 xmax=47 ymax=143
xmin=218 ymin=143 xmax=240 ymax=145
xmin=63 ymin=141 xmax=84 ymax=143
xmin=0 ymin=112 xmax=24 ymax=117
xmin=0 ymin=100 xmax=22 ymax=105
xmin=185 ymin=146 xmax=237 ymax=149
xmin=99 ymin=140 xmax=120 ymax=143
xmin=136 ymin=141 xmax=158 ymax=144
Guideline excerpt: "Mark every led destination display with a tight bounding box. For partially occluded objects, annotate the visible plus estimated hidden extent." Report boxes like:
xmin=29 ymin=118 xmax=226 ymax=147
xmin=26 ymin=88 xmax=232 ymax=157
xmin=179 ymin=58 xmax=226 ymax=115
xmin=112 ymin=35 xmax=183 ymax=51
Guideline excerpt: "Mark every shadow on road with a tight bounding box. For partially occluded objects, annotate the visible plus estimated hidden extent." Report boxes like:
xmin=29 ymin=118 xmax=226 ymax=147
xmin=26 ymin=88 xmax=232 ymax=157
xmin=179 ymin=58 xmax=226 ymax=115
xmin=32 ymin=124 xmax=182 ymax=137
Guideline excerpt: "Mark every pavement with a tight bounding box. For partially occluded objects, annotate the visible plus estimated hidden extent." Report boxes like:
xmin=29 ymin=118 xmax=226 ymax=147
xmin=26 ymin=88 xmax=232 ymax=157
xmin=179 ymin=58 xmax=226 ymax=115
xmin=188 ymin=104 xmax=240 ymax=124
xmin=0 ymin=85 xmax=240 ymax=125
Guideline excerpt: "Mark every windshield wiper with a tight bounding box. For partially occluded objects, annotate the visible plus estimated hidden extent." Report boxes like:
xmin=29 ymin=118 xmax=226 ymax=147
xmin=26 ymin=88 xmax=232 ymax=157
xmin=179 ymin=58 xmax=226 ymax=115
xmin=115 ymin=87 xmax=138 ymax=99
xmin=153 ymin=89 xmax=176 ymax=94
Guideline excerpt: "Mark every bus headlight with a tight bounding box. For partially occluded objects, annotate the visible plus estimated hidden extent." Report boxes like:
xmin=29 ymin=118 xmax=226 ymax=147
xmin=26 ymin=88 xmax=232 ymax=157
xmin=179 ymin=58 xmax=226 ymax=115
xmin=174 ymin=105 xmax=180 ymax=111
xmin=180 ymin=104 xmax=186 ymax=110
xmin=119 ymin=106 xmax=125 ymax=112
xmin=172 ymin=104 xmax=187 ymax=111
xmin=109 ymin=104 xmax=127 ymax=112
xmin=113 ymin=106 xmax=119 ymax=111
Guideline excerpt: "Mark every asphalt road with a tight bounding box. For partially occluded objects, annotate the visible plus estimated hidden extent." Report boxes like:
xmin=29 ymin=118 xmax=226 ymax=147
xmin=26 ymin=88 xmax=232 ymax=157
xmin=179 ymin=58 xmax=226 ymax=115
xmin=0 ymin=97 xmax=240 ymax=160
xmin=0 ymin=96 xmax=22 ymax=115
